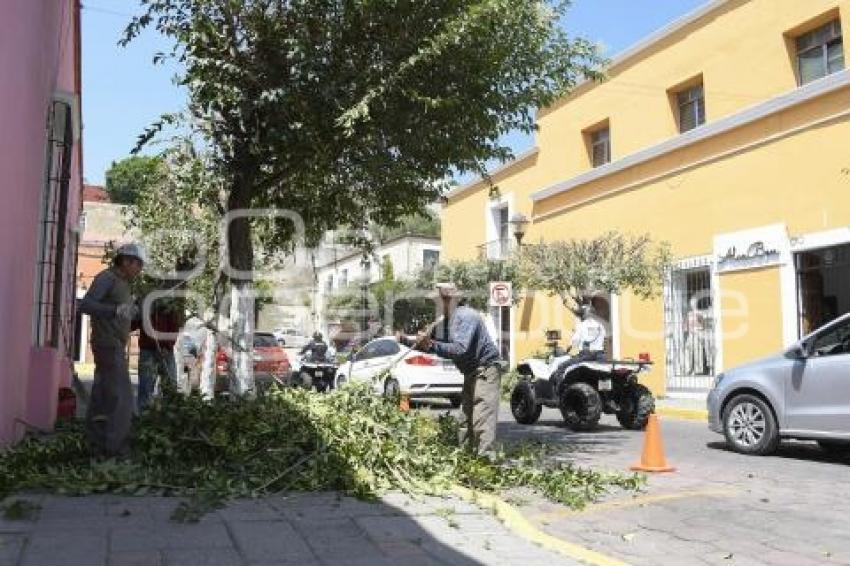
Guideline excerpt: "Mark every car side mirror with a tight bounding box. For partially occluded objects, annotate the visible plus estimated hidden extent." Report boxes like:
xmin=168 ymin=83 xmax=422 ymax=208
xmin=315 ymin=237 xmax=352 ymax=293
xmin=788 ymin=343 xmax=808 ymax=360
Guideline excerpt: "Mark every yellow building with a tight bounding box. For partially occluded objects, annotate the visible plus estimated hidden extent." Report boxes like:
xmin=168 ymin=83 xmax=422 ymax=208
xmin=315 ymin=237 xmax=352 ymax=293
xmin=442 ymin=0 xmax=850 ymax=398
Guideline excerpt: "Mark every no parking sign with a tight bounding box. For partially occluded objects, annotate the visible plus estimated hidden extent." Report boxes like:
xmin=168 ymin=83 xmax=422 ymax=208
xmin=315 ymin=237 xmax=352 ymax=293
xmin=489 ymin=282 xmax=512 ymax=307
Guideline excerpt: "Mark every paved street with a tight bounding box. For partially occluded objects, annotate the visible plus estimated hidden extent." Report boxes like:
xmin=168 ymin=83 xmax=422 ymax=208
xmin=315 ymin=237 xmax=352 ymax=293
xmin=0 ymin=491 xmax=575 ymax=566
xmin=496 ymin=405 xmax=850 ymax=566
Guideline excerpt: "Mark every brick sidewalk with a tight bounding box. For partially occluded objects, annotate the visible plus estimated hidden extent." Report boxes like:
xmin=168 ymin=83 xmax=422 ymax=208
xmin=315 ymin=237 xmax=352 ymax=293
xmin=0 ymin=492 xmax=575 ymax=566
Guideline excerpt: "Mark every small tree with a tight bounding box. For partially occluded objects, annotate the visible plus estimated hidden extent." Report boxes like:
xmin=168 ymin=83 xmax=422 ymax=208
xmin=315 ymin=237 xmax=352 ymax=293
xmin=516 ymin=232 xmax=672 ymax=314
xmin=105 ymin=155 xmax=167 ymax=205
xmin=420 ymin=258 xmax=522 ymax=311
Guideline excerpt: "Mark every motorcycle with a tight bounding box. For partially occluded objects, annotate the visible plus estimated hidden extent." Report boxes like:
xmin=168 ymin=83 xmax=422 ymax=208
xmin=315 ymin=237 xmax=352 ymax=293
xmin=292 ymin=345 xmax=338 ymax=393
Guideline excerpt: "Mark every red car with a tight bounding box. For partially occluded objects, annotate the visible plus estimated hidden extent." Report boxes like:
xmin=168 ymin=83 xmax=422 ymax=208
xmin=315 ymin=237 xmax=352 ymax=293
xmin=215 ymin=332 xmax=291 ymax=393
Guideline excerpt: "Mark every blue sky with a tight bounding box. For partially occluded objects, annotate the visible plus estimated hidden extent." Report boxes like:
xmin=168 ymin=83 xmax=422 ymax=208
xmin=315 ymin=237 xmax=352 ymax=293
xmin=81 ymin=0 xmax=707 ymax=185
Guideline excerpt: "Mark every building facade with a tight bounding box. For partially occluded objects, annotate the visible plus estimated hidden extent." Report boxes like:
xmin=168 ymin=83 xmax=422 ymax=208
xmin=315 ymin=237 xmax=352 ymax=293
xmin=442 ymin=0 xmax=850 ymax=397
xmin=315 ymin=235 xmax=441 ymax=338
xmin=0 ymin=1 xmax=84 ymax=442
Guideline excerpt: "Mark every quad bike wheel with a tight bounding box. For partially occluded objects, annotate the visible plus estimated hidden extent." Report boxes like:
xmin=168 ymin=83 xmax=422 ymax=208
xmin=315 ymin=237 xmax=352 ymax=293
xmin=616 ymin=383 xmax=655 ymax=430
xmin=560 ymin=382 xmax=602 ymax=432
xmin=511 ymin=381 xmax=542 ymax=425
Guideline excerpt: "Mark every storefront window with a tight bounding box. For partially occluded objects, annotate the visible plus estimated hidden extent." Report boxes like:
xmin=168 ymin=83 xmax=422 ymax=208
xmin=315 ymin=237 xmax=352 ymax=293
xmin=796 ymin=243 xmax=850 ymax=336
xmin=665 ymin=264 xmax=716 ymax=390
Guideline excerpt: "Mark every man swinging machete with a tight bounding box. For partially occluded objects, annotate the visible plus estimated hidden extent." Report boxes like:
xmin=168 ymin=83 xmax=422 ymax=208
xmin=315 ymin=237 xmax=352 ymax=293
xmin=399 ymin=282 xmax=503 ymax=455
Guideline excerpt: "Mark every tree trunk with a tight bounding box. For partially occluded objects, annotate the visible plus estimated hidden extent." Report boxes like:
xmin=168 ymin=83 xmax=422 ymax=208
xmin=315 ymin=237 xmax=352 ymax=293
xmin=199 ymin=325 xmax=217 ymax=400
xmin=226 ymin=170 xmax=256 ymax=397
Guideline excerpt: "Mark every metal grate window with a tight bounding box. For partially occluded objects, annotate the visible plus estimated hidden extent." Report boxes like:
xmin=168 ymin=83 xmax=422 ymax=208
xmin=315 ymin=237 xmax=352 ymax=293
xmin=34 ymin=100 xmax=74 ymax=349
xmin=664 ymin=262 xmax=716 ymax=390
xmin=677 ymin=84 xmax=706 ymax=133
xmin=796 ymin=20 xmax=844 ymax=85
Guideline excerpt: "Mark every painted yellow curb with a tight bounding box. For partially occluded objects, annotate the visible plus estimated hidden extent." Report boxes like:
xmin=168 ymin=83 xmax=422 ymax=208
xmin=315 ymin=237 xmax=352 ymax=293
xmin=654 ymin=406 xmax=708 ymax=422
xmin=451 ymin=485 xmax=629 ymax=566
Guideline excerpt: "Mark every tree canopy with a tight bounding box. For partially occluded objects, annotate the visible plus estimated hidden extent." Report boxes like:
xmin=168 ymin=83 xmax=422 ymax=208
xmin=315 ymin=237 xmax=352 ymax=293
xmin=104 ymin=155 xmax=167 ymax=205
xmin=515 ymin=232 xmax=672 ymax=313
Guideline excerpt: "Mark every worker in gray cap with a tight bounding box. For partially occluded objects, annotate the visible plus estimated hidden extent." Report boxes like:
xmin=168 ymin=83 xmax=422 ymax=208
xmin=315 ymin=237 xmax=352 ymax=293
xmin=403 ymin=282 xmax=503 ymax=454
xmin=79 ymin=243 xmax=145 ymax=457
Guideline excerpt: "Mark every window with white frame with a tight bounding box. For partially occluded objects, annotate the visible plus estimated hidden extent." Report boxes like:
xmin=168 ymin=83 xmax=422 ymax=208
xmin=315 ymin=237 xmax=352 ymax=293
xmin=325 ymin=274 xmax=334 ymax=294
xmin=677 ymin=84 xmax=706 ymax=133
xmin=796 ymin=19 xmax=844 ymax=85
xmin=423 ymin=249 xmax=440 ymax=273
xmin=664 ymin=263 xmax=716 ymax=390
xmin=339 ymin=268 xmax=348 ymax=288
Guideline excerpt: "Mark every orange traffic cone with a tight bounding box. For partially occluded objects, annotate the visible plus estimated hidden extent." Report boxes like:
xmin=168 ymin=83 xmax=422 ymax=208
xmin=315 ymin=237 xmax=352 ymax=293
xmin=630 ymin=413 xmax=675 ymax=473
xmin=399 ymin=394 xmax=411 ymax=412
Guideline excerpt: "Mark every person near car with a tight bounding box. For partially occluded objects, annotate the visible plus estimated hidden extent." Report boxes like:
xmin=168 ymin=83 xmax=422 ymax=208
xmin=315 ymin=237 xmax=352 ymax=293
xmin=405 ymin=282 xmax=502 ymax=455
xmin=300 ymin=332 xmax=329 ymax=362
xmin=78 ymin=243 xmax=145 ymax=457
xmin=136 ymin=279 xmax=186 ymax=412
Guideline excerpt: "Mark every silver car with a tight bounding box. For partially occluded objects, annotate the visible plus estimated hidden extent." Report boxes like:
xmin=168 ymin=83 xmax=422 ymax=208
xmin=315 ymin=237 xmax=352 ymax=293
xmin=708 ymin=312 xmax=850 ymax=455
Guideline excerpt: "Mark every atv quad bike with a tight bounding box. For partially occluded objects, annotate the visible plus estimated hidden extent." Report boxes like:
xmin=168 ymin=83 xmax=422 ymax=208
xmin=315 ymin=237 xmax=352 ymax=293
xmin=510 ymin=354 xmax=655 ymax=432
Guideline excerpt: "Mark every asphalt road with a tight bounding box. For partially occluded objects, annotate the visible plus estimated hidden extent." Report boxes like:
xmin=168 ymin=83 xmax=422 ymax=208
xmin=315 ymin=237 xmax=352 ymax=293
xmin=493 ymin=405 xmax=850 ymax=566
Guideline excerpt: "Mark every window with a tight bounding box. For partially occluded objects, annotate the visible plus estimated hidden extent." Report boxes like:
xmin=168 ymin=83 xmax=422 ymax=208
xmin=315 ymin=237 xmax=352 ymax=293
xmin=796 ymin=20 xmax=844 ymax=85
xmin=34 ymin=100 xmax=74 ymax=348
xmin=325 ymin=275 xmax=334 ymax=293
xmin=665 ymin=264 xmax=716 ymax=390
xmin=423 ymin=249 xmax=440 ymax=273
xmin=253 ymin=334 xmax=278 ymax=348
xmin=590 ymin=127 xmax=611 ymax=167
xmin=339 ymin=269 xmax=348 ymax=288
xmin=810 ymin=318 xmax=850 ymax=357
xmin=373 ymin=339 xmax=401 ymax=358
xmin=677 ymin=84 xmax=705 ymax=133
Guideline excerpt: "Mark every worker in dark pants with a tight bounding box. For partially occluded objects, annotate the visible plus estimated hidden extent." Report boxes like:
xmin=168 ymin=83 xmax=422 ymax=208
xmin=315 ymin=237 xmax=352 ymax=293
xmin=403 ymin=282 xmax=502 ymax=455
xmin=79 ymin=243 xmax=145 ymax=457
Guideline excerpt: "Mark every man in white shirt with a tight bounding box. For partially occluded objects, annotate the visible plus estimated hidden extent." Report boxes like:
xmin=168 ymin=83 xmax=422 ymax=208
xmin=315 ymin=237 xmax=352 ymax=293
xmin=552 ymin=303 xmax=607 ymax=389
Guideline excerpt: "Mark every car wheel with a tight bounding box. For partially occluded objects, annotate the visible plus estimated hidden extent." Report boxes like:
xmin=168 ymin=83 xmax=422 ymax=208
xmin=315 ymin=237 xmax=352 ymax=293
xmin=722 ymin=394 xmax=779 ymax=455
xmin=511 ymin=381 xmax=542 ymax=425
xmin=560 ymin=382 xmax=602 ymax=432
xmin=616 ymin=384 xmax=655 ymax=430
xmin=817 ymin=440 xmax=850 ymax=455
xmin=448 ymin=395 xmax=463 ymax=409
xmin=384 ymin=377 xmax=401 ymax=400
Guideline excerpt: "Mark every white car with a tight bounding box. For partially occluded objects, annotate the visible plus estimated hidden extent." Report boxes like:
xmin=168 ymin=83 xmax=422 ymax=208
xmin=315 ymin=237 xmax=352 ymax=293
xmin=335 ymin=337 xmax=464 ymax=406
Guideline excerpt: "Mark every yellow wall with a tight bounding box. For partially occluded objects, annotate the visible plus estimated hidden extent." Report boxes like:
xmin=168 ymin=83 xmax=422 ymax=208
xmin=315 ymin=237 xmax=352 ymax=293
xmin=719 ymin=267 xmax=785 ymax=369
xmin=440 ymin=0 xmax=850 ymax=394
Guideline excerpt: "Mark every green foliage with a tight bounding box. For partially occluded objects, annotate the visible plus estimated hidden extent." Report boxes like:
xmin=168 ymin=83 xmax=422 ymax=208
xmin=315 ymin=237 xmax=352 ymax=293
xmin=516 ymin=232 xmax=672 ymax=312
xmin=424 ymin=258 xmax=522 ymax=310
xmin=1 ymin=499 xmax=41 ymax=521
xmin=373 ymin=211 xmax=441 ymax=243
xmin=500 ymin=370 xmax=523 ymax=401
xmin=121 ymin=0 xmax=605 ymax=273
xmin=105 ymin=155 xmax=166 ymax=205
xmin=0 ymin=386 xmax=642 ymax=519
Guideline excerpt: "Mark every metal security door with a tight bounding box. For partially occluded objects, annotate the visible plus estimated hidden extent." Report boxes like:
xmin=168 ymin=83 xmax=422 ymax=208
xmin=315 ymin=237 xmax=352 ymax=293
xmin=665 ymin=261 xmax=716 ymax=391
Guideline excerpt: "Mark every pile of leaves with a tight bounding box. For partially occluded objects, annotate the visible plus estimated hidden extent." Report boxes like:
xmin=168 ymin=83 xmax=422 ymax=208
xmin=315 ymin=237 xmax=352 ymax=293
xmin=0 ymin=385 xmax=642 ymax=519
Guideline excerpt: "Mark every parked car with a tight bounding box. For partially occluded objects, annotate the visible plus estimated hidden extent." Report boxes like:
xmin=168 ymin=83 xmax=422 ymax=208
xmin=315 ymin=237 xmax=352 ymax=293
xmin=708 ymin=312 xmax=850 ymax=455
xmin=273 ymin=328 xmax=308 ymax=349
xmin=335 ymin=337 xmax=464 ymax=406
xmin=215 ymin=332 xmax=292 ymax=393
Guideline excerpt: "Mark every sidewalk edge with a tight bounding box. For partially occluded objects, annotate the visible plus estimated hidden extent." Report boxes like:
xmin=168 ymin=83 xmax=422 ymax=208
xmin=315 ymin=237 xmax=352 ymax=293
xmin=451 ymin=485 xmax=630 ymax=566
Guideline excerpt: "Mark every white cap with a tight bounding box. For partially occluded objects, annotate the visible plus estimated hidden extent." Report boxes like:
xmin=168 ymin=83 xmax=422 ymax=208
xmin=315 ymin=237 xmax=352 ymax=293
xmin=116 ymin=243 xmax=147 ymax=264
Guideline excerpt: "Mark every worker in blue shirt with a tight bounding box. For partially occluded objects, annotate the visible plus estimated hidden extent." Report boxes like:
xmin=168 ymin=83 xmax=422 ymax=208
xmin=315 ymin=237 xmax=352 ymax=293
xmin=403 ymin=282 xmax=502 ymax=454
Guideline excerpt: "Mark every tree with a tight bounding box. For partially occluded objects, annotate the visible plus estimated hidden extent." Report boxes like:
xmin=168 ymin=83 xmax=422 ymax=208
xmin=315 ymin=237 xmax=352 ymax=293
xmin=373 ymin=210 xmax=441 ymax=243
xmin=104 ymin=155 xmax=166 ymax=205
xmin=123 ymin=0 xmax=603 ymax=395
xmin=515 ymin=232 xmax=672 ymax=314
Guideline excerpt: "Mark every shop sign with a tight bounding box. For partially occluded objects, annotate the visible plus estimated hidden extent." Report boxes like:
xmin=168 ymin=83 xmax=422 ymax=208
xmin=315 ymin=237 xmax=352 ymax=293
xmin=714 ymin=224 xmax=789 ymax=273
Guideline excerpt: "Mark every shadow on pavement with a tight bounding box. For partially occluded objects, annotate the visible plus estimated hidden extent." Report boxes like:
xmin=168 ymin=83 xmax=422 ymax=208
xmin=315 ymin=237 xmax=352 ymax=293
xmin=706 ymin=440 xmax=850 ymax=466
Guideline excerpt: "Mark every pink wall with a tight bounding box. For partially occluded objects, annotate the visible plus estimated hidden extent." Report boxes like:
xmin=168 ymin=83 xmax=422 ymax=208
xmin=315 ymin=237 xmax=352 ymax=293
xmin=0 ymin=0 xmax=83 ymax=443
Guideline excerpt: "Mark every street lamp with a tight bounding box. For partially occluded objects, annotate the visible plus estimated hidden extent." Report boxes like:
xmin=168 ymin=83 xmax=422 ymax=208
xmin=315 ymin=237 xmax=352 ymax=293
xmin=509 ymin=212 xmax=530 ymax=246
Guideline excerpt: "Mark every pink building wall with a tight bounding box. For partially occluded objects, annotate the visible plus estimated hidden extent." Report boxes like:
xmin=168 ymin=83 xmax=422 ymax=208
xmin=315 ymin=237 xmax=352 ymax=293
xmin=0 ymin=0 xmax=83 ymax=444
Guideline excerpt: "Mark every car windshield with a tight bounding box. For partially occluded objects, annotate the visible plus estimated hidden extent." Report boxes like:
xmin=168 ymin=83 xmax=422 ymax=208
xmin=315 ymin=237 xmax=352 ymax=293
xmin=254 ymin=334 xmax=278 ymax=348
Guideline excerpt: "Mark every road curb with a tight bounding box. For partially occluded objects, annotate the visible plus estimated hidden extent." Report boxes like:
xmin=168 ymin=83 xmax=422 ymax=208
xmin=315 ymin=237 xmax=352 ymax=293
xmin=655 ymin=406 xmax=708 ymax=422
xmin=451 ymin=485 xmax=629 ymax=566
